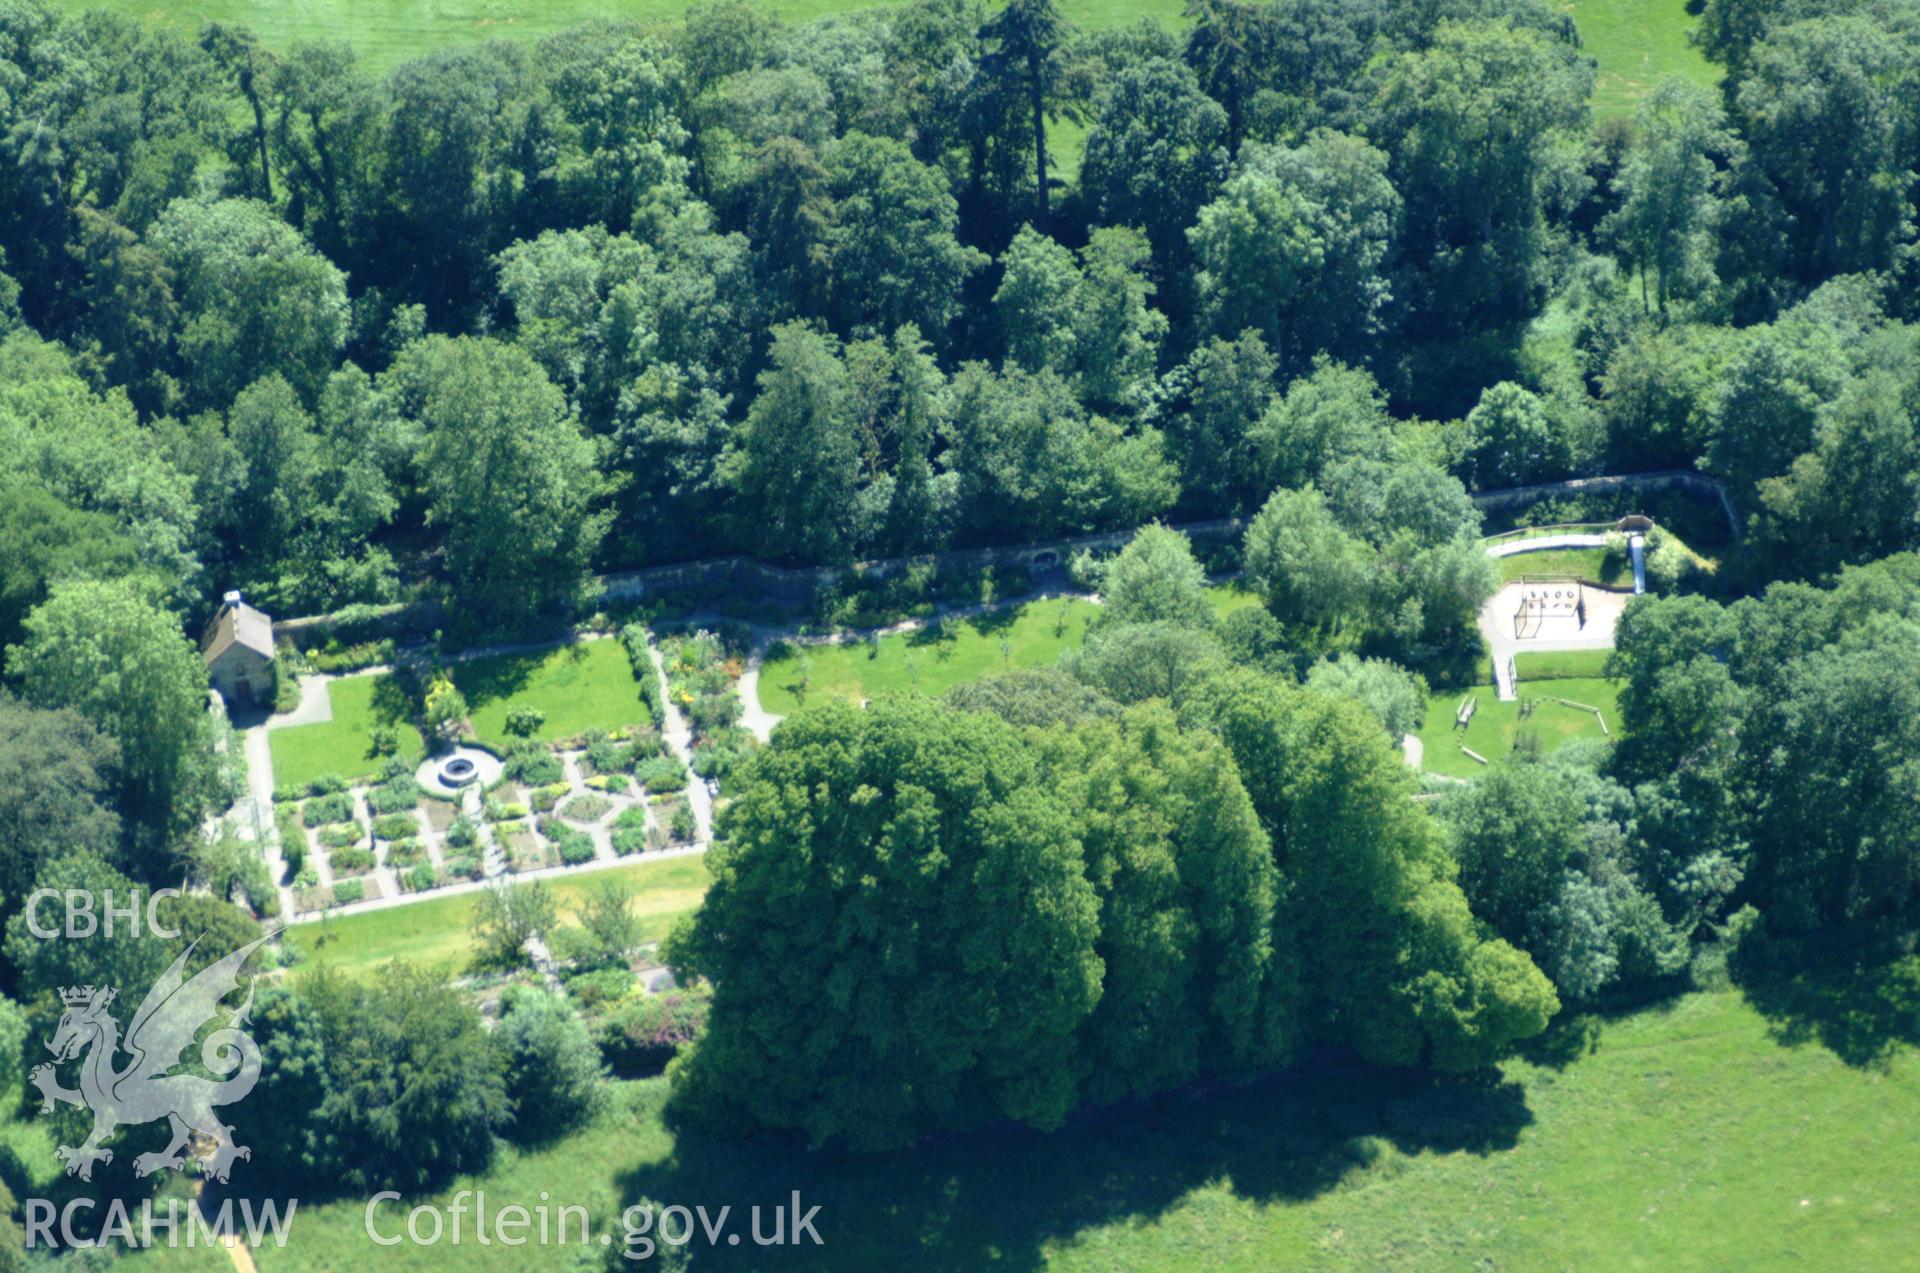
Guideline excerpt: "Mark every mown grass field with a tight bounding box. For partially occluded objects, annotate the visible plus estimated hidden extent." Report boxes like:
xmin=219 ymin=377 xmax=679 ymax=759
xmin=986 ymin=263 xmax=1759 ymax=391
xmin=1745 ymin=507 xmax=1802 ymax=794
xmin=758 ymin=597 xmax=1102 ymax=714
xmin=282 ymin=854 xmax=710 ymax=976
xmin=1513 ymin=646 xmax=1613 ymax=680
xmin=49 ymin=0 xmax=1186 ymax=72
xmin=51 ymin=0 xmax=1711 ymax=119
xmin=454 ymin=637 xmax=649 ymax=746
xmin=1563 ymin=0 xmax=1719 ymax=117
xmin=1415 ymin=675 xmax=1619 ymax=778
xmin=1207 ymin=580 xmax=1264 ymax=621
xmin=1496 ymin=545 xmax=1631 ymax=587
xmin=267 ymin=672 xmax=425 ymax=791
xmin=759 ymin=585 xmax=1258 ymax=715
xmin=126 ymin=980 xmax=1920 ymax=1271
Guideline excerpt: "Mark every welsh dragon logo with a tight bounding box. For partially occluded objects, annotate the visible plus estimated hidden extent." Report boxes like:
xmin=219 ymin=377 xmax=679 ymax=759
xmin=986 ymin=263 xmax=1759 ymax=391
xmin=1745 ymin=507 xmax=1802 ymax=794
xmin=30 ymin=934 xmax=270 ymax=1182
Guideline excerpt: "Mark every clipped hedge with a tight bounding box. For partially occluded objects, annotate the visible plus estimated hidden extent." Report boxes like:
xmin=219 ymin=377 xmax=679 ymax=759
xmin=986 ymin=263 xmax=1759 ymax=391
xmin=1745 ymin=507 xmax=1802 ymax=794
xmin=372 ymin=812 xmax=419 ymax=841
xmin=635 ymin=756 xmax=688 ymax=794
xmin=317 ymin=823 xmax=364 ymax=849
xmin=302 ymin=793 xmax=354 ymax=827
xmin=330 ymin=846 xmax=375 ymax=875
xmin=558 ymin=793 xmax=612 ymax=823
xmin=365 ymin=779 xmax=420 ymax=816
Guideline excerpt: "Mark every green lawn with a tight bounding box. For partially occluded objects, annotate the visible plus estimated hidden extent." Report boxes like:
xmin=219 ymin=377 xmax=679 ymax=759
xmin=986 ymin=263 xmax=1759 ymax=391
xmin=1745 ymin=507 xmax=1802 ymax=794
xmin=283 ymin=854 xmax=710 ymax=976
xmin=1514 ymin=647 xmax=1613 ymax=680
xmin=1207 ymin=581 xmax=1264 ymax=621
xmin=1415 ymin=676 xmax=1619 ymax=779
xmin=1566 ymin=0 xmax=1720 ymax=117
xmin=758 ymin=597 xmax=1102 ymax=714
xmin=1497 ymin=545 xmax=1631 ymax=587
xmin=267 ymin=673 xmax=426 ymax=792
xmin=172 ymin=982 xmax=1920 ymax=1271
xmin=55 ymin=0 xmax=1185 ymax=74
xmin=455 ymin=638 xmax=650 ymax=746
xmin=759 ymin=586 xmax=1257 ymax=716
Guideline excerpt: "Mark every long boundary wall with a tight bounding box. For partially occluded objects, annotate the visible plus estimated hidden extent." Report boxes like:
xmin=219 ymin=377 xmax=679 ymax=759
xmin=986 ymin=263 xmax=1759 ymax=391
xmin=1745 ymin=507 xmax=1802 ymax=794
xmin=274 ymin=518 xmax=1247 ymax=648
xmin=272 ymin=470 xmax=1739 ymax=649
xmin=1471 ymin=469 xmax=1740 ymax=540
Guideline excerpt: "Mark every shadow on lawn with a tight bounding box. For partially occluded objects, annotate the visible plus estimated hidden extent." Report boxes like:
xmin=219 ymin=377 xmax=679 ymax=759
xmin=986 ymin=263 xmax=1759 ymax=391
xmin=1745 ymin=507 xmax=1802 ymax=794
xmin=616 ymin=1064 xmax=1533 ymax=1270
xmin=451 ymin=644 xmax=591 ymax=709
xmin=963 ymin=605 xmax=1024 ymax=638
xmin=367 ymin=673 xmax=418 ymax=725
xmin=1733 ymin=922 xmax=1920 ymax=1069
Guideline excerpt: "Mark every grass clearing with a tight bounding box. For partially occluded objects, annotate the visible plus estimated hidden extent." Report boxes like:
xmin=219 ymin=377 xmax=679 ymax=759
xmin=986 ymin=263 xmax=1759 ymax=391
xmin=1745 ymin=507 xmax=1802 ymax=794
xmin=267 ymin=673 xmax=425 ymax=791
xmin=1206 ymin=581 xmax=1264 ymax=621
xmin=1496 ymin=545 xmax=1632 ymax=588
xmin=1415 ymin=676 xmax=1619 ymax=778
xmin=758 ymin=597 xmax=1101 ymax=714
xmin=455 ymin=638 xmax=648 ymax=745
xmin=1566 ymin=0 xmax=1720 ymax=117
xmin=283 ymin=855 xmax=709 ymax=977
xmin=759 ymin=585 xmax=1257 ymax=715
xmin=55 ymin=0 xmax=1185 ymax=75
xmin=196 ymin=985 xmax=1920 ymax=1271
xmin=1514 ymin=647 xmax=1614 ymax=680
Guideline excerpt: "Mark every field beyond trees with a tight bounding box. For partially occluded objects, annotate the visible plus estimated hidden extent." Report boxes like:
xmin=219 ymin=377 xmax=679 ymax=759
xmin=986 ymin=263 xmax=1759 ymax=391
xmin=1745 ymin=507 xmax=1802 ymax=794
xmin=47 ymin=0 xmax=1188 ymax=70
xmin=128 ymin=981 xmax=1920 ymax=1271
xmin=45 ymin=0 xmax=1712 ymax=107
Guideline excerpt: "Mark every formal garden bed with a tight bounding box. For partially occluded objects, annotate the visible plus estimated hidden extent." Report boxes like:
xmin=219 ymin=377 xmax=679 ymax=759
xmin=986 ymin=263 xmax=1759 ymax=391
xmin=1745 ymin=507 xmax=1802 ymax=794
xmin=657 ymin=628 xmax=747 ymax=747
xmin=557 ymin=792 xmax=613 ymax=824
xmin=261 ymin=625 xmax=692 ymax=923
xmin=649 ymin=797 xmax=695 ymax=847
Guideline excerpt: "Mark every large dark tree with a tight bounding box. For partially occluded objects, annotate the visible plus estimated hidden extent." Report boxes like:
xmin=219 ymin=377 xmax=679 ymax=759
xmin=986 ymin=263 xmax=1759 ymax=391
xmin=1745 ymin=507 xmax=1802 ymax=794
xmin=979 ymin=0 xmax=1076 ymax=226
xmin=665 ymin=696 xmax=1103 ymax=1150
xmin=0 ymin=695 xmax=122 ymax=929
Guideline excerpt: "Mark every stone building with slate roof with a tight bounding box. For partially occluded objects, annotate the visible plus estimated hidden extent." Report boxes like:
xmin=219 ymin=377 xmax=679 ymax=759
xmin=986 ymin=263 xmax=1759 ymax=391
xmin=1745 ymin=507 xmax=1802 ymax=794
xmin=201 ymin=591 xmax=275 ymax=706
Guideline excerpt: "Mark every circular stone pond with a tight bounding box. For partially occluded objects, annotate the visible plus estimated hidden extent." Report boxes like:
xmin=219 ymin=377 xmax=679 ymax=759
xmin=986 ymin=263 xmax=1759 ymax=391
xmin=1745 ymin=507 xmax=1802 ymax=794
xmin=416 ymin=746 xmax=504 ymax=797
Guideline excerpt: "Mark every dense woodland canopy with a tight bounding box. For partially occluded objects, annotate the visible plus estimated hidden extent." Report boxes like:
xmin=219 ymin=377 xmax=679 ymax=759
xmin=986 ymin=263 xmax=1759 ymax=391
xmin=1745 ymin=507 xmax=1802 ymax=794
xmin=2 ymin=0 xmax=1917 ymax=623
xmin=1 ymin=0 xmax=1920 ymax=1166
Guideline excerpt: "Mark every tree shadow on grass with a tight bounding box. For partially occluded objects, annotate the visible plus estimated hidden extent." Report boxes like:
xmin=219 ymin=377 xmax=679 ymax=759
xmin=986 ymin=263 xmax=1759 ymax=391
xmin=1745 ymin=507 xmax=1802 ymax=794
xmin=963 ymin=605 xmax=1023 ymax=639
xmin=1513 ymin=978 xmax=1693 ymax=1072
xmin=368 ymin=671 xmax=421 ymax=726
xmin=905 ymin=621 xmax=954 ymax=650
xmin=1733 ymin=924 xmax=1920 ymax=1069
xmin=449 ymin=648 xmax=569 ymax=711
xmin=615 ymin=1064 xmax=1533 ymax=1270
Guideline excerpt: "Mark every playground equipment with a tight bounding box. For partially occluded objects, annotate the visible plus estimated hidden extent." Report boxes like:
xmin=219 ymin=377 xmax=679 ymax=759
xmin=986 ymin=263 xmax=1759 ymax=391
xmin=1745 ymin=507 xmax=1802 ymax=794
xmin=1512 ymin=577 xmax=1586 ymax=639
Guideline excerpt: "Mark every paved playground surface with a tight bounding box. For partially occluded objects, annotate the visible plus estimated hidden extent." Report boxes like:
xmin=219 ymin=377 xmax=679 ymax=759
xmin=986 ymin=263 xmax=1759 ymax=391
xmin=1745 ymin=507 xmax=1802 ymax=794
xmin=1478 ymin=581 xmax=1631 ymax=700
